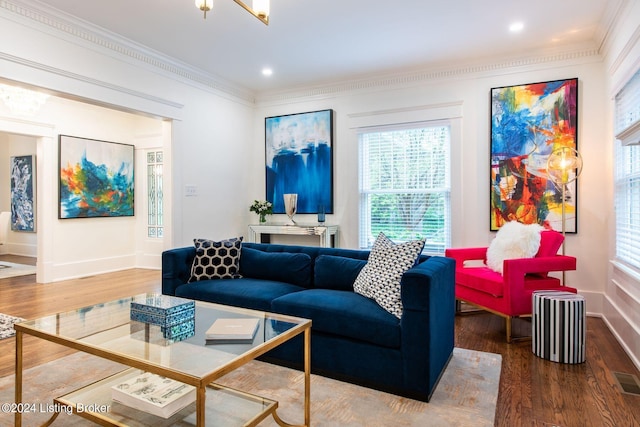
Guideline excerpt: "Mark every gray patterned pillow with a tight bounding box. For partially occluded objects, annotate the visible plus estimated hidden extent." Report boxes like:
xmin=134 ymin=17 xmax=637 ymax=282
xmin=353 ymin=233 xmax=425 ymax=318
xmin=188 ymin=237 xmax=243 ymax=282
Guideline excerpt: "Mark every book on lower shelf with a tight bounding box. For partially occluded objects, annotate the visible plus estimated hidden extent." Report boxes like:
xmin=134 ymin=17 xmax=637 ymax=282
xmin=111 ymin=372 xmax=196 ymax=419
xmin=205 ymin=317 xmax=260 ymax=343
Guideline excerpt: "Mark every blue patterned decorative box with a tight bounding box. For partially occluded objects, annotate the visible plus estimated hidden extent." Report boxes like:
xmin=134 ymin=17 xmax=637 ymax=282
xmin=130 ymin=319 xmax=195 ymax=344
xmin=161 ymin=319 xmax=195 ymax=340
xmin=130 ymin=294 xmax=195 ymax=328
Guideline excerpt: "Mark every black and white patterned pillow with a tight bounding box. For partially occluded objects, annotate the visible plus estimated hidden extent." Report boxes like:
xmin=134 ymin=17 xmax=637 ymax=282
xmin=353 ymin=233 xmax=425 ymax=318
xmin=188 ymin=237 xmax=243 ymax=282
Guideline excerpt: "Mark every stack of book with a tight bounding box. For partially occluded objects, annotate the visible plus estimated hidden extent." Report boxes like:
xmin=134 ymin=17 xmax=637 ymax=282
xmin=111 ymin=372 xmax=196 ymax=419
xmin=130 ymin=294 xmax=195 ymax=341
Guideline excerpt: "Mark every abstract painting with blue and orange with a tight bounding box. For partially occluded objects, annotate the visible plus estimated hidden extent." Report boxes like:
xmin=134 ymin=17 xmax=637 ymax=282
xmin=490 ymin=78 xmax=578 ymax=232
xmin=59 ymin=135 xmax=134 ymax=219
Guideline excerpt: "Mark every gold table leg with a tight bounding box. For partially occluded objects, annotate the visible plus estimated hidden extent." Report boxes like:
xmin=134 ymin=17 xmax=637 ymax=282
xmin=14 ymin=330 xmax=23 ymax=427
xmin=272 ymin=327 xmax=311 ymax=427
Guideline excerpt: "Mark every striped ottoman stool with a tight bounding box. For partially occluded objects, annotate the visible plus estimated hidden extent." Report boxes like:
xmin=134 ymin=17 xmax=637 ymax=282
xmin=532 ymin=290 xmax=586 ymax=364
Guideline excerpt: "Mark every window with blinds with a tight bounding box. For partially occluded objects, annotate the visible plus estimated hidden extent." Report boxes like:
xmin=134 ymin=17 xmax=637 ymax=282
xmin=358 ymin=123 xmax=451 ymax=254
xmin=615 ymin=68 xmax=640 ymax=146
xmin=615 ymin=69 xmax=640 ymax=270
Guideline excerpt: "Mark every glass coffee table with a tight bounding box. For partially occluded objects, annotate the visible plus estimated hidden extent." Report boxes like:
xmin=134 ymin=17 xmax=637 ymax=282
xmin=13 ymin=294 xmax=311 ymax=426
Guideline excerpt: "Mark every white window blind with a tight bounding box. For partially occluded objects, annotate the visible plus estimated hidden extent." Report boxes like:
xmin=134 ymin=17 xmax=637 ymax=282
xmin=615 ymin=69 xmax=640 ymax=269
xmin=615 ymin=68 xmax=640 ymax=146
xmin=358 ymin=123 xmax=451 ymax=254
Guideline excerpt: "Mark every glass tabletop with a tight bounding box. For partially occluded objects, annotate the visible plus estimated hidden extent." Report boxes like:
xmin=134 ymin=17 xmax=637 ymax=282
xmin=16 ymin=293 xmax=310 ymax=384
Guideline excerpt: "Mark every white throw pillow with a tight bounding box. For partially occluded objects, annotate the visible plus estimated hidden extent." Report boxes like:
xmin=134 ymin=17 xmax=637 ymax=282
xmin=486 ymin=221 xmax=543 ymax=274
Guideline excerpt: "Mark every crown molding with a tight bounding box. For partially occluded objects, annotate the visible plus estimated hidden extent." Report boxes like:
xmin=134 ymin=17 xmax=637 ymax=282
xmin=256 ymin=46 xmax=602 ymax=105
xmin=0 ymin=0 xmax=256 ymax=104
xmin=0 ymin=0 xmax=607 ymax=108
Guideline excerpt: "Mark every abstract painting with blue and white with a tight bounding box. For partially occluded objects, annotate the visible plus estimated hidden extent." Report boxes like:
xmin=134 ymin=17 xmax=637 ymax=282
xmin=10 ymin=155 xmax=35 ymax=232
xmin=265 ymin=109 xmax=333 ymax=214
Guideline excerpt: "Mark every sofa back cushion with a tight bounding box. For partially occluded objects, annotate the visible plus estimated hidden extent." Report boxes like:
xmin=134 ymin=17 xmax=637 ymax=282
xmin=314 ymin=255 xmax=367 ymax=291
xmin=240 ymin=247 xmax=312 ymax=287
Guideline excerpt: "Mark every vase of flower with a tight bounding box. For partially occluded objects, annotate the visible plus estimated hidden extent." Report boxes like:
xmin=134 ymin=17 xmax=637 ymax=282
xmin=250 ymin=200 xmax=273 ymax=224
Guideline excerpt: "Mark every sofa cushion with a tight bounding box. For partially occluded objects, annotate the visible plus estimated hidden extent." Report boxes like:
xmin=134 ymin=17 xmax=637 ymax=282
xmin=271 ymin=289 xmax=401 ymax=348
xmin=188 ymin=237 xmax=243 ymax=282
xmin=353 ymin=233 xmax=425 ymax=318
xmin=314 ymin=255 xmax=367 ymax=291
xmin=175 ymin=278 xmax=305 ymax=312
xmin=240 ymin=247 xmax=312 ymax=287
xmin=486 ymin=221 xmax=543 ymax=274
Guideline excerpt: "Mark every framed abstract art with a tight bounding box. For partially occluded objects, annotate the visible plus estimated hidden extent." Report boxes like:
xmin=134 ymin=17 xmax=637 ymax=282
xmin=59 ymin=135 xmax=135 ymax=219
xmin=10 ymin=155 xmax=36 ymax=232
xmin=490 ymin=78 xmax=578 ymax=232
xmin=265 ymin=109 xmax=333 ymax=214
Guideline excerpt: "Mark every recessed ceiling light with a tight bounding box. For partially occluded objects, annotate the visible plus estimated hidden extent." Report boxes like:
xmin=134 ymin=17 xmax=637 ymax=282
xmin=509 ymin=22 xmax=524 ymax=32
xmin=262 ymin=67 xmax=273 ymax=76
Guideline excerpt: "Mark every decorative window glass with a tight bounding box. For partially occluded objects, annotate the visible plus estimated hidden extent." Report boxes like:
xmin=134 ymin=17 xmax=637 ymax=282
xmin=147 ymin=151 xmax=163 ymax=238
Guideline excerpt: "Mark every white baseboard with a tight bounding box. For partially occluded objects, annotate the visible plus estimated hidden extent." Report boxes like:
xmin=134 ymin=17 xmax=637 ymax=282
xmin=49 ymin=254 xmax=138 ymax=282
xmin=4 ymin=242 xmax=37 ymax=257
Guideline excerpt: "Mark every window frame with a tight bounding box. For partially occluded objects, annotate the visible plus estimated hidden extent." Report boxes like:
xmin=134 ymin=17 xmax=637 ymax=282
xmin=357 ymin=120 xmax=451 ymax=254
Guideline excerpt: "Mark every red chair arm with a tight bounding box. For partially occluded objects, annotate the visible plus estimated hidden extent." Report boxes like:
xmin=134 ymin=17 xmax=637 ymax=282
xmin=503 ymin=255 xmax=577 ymax=277
xmin=445 ymin=247 xmax=488 ymax=267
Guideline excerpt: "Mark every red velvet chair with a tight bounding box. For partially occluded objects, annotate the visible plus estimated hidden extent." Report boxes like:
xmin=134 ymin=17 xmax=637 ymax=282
xmin=445 ymin=230 xmax=577 ymax=342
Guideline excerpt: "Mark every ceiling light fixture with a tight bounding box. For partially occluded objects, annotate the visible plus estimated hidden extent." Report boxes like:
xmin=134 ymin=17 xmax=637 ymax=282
xmin=195 ymin=0 xmax=213 ymax=19
xmin=195 ymin=0 xmax=270 ymax=25
xmin=0 ymin=84 xmax=49 ymax=116
xmin=509 ymin=22 xmax=524 ymax=32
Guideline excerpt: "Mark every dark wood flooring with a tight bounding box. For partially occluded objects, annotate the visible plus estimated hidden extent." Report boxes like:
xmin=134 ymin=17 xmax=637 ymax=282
xmin=0 ymin=255 xmax=638 ymax=426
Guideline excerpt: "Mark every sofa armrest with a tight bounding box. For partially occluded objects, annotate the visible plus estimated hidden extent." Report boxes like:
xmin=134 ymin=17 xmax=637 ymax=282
xmin=444 ymin=247 xmax=488 ymax=267
xmin=400 ymin=256 xmax=456 ymax=400
xmin=162 ymin=246 xmax=196 ymax=296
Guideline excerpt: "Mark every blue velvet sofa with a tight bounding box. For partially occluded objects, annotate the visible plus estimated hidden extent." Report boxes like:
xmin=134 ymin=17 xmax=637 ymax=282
xmin=162 ymin=242 xmax=456 ymax=402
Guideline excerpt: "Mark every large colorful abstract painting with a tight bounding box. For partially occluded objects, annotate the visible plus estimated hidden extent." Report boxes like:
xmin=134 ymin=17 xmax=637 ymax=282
xmin=265 ymin=109 xmax=333 ymax=214
xmin=59 ymin=135 xmax=134 ymax=219
xmin=490 ymin=78 xmax=578 ymax=232
xmin=10 ymin=155 xmax=36 ymax=232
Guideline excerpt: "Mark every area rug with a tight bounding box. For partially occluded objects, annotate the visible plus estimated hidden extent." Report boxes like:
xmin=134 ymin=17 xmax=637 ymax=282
xmin=0 ymin=262 xmax=36 ymax=279
xmin=0 ymin=347 xmax=501 ymax=426
xmin=0 ymin=313 xmax=25 ymax=339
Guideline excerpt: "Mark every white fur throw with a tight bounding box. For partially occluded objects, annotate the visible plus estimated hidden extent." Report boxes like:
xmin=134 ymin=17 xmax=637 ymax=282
xmin=486 ymin=221 xmax=544 ymax=274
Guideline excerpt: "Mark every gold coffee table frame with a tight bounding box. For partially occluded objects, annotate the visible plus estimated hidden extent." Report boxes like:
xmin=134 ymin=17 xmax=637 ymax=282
xmin=14 ymin=294 xmax=311 ymax=427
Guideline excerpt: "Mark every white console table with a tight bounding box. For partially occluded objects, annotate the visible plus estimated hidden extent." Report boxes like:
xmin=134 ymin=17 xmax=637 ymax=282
xmin=248 ymin=224 xmax=339 ymax=248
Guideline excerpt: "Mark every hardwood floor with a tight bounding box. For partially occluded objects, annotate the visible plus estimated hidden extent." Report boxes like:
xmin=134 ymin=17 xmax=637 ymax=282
xmin=0 ymin=257 xmax=639 ymax=426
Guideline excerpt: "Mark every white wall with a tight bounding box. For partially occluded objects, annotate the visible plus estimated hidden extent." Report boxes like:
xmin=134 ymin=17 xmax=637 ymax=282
xmin=0 ymin=0 xmax=636 ymax=368
xmin=603 ymin=0 xmax=640 ymax=369
xmin=254 ymin=58 xmax=609 ymax=315
xmin=0 ymin=4 xmax=256 ymax=281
